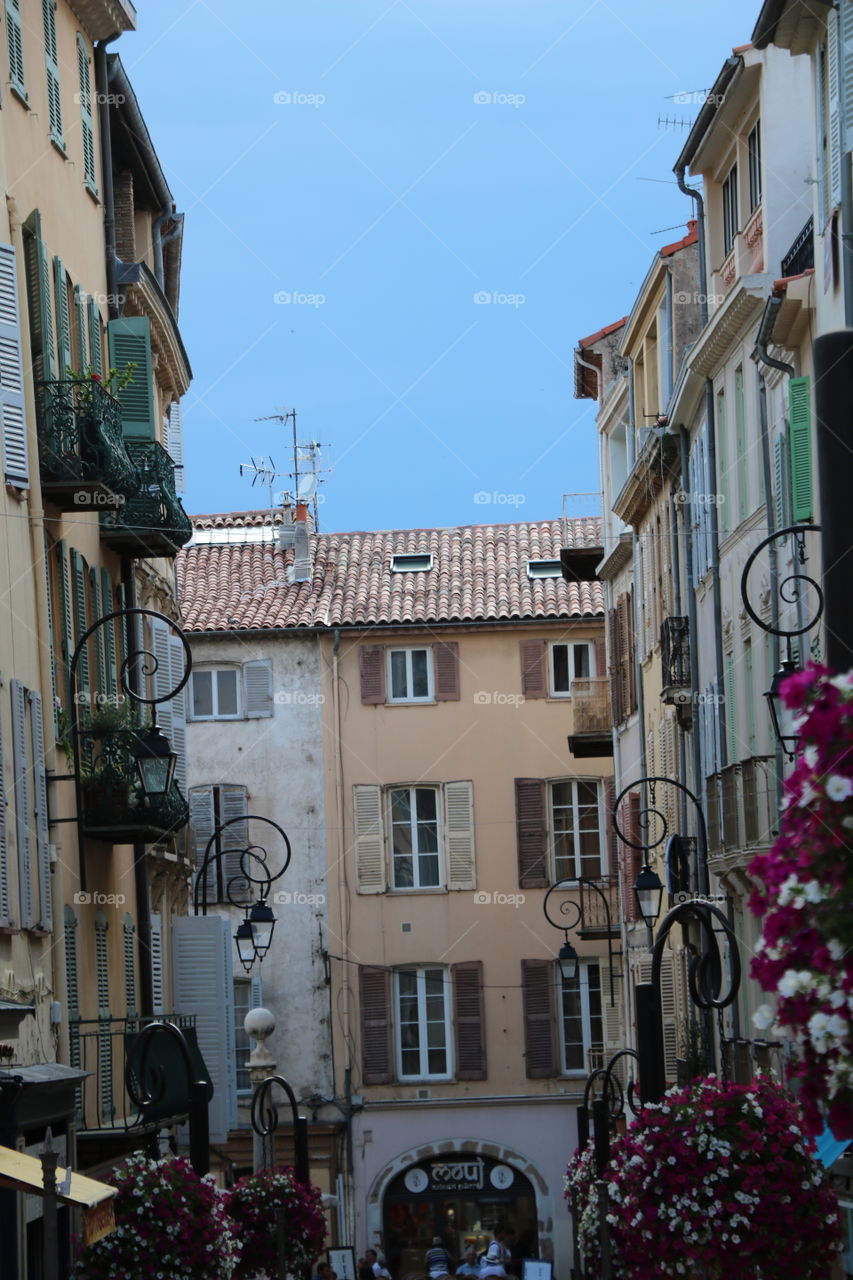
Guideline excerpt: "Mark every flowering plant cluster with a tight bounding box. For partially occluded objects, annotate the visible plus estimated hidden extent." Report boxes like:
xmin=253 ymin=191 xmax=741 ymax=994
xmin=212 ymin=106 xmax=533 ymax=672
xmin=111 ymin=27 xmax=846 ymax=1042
xmin=224 ymin=1165 xmax=327 ymax=1280
xmin=72 ymin=1153 xmax=240 ymax=1280
xmin=565 ymin=1074 xmax=840 ymax=1280
xmin=749 ymin=663 xmax=853 ymax=1137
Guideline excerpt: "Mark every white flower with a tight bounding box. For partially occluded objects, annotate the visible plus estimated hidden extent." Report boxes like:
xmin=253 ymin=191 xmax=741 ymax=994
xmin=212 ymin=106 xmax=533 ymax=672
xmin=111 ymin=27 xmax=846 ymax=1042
xmin=798 ymin=780 xmax=818 ymax=808
xmin=778 ymin=969 xmax=814 ymax=998
xmin=826 ymin=773 xmax=853 ymax=802
xmin=753 ymin=1004 xmax=775 ymax=1031
xmin=804 ymin=879 xmax=825 ymax=904
xmin=804 ymin=744 xmax=819 ymax=768
xmin=828 ymin=938 xmax=846 ymax=961
xmin=830 ymin=672 xmax=853 ymax=693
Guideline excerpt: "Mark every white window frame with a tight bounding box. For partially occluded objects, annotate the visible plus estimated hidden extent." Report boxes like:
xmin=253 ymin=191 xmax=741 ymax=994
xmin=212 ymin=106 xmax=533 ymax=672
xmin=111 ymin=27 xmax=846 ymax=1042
xmin=747 ymin=118 xmax=762 ymax=212
xmin=722 ymin=161 xmax=739 ymax=256
xmin=560 ymin=959 xmax=604 ymax=1076
xmin=189 ymin=666 xmax=242 ymax=721
xmin=548 ymin=778 xmax=605 ymax=880
xmin=395 ymin=966 xmax=452 ymax=1081
xmin=549 ymin=641 xmax=595 ymax=697
xmin=234 ymin=975 xmax=262 ymax=1094
xmin=388 ymin=785 xmax=442 ymax=890
xmin=527 ymin=559 xmax=562 ymax=579
xmin=386 ymin=646 xmax=433 ymax=704
xmin=391 ymin=553 xmax=433 ymax=573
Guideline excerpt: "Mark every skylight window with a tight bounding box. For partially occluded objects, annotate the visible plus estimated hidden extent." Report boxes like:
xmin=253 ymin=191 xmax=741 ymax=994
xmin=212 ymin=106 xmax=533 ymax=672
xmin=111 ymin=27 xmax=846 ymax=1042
xmin=527 ymin=559 xmax=563 ymax=579
xmin=391 ymin=554 xmax=433 ymax=573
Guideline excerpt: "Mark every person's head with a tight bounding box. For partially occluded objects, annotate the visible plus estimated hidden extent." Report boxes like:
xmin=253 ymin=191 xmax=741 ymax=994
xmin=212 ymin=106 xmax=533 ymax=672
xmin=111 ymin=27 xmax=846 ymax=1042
xmin=432 ymin=1238 xmax=443 ymax=1248
xmin=465 ymin=1249 xmax=477 ymax=1264
xmin=317 ymin=1265 xmax=330 ymax=1280
xmin=365 ymin=1252 xmax=378 ymax=1265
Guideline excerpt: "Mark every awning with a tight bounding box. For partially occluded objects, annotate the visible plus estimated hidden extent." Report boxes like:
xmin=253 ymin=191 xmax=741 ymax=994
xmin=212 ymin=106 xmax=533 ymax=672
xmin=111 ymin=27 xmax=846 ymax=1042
xmin=0 ymin=1143 xmax=117 ymax=1245
xmin=816 ymin=1127 xmax=852 ymax=1169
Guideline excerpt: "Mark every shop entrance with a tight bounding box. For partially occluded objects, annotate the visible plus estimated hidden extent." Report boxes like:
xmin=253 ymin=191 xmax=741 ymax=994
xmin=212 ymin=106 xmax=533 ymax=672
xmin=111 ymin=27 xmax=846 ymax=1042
xmin=383 ymin=1155 xmax=538 ymax=1279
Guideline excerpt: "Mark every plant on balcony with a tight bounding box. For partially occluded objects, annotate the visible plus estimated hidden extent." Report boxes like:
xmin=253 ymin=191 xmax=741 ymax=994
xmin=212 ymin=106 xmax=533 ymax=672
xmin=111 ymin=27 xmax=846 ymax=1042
xmin=68 ymin=362 xmax=138 ymax=402
xmin=565 ymin=1074 xmax=840 ymax=1280
xmin=72 ymin=1153 xmax=240 ymax=1279
xmin=749 ymin=663 xmax=853 ymax=1138
xmin=224 ymin=1166 xmax=327 ymax=1280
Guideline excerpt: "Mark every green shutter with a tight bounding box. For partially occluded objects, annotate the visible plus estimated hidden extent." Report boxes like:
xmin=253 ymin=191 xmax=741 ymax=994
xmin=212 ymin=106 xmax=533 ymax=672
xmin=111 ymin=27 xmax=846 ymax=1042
xmin=53 ymin=257 xmax=71 ymax=377
xmin=23 ymin=210 xmax=56 ymax=384
xmin=735 ymin=366 xmax=748 ymax=522
xmin=724 ymin=651 xmax=737 ymax=765
xmin=88 ymin=296 xmax=103 ymax=377
xmin=101 ymin=568 xmax=117 ymax=696
xmin=55 ymin=539 xmax=74 ymax=706
xmin=106 ymin=316 xmax=156 ymax=438
xmin=70 ymin=547 xmax=89 ymax=696
xmin=716 ymin=389 xmax=728 ymax=517
xmin=6 ymin=0 xmax=25 ymax=100
xmin=774 ymin=432 xmax=790 ymax=534
xmin=788 ymin=376 xmax=813 ymax=522
xmin=42 ymin=0 xmax=63 ymax=149
xmin=89 ymin=565 xmax=107 ymax=695
xmin=76 ymin=34 xmax=97 ymax=194
xmin=73 ymin=283 xmax=88 ymax=370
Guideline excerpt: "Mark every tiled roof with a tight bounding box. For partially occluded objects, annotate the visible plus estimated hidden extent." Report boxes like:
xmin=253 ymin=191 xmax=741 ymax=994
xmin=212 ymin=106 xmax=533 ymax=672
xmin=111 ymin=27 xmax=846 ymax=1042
xmin=177 ymin=513 xmax=604 ymax=632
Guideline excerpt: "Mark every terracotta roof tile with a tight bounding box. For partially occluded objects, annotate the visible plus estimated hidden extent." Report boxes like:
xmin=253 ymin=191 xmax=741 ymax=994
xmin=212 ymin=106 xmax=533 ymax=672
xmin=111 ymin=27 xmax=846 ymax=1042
xmin=177 ymin=514 xmax=604 ymax=632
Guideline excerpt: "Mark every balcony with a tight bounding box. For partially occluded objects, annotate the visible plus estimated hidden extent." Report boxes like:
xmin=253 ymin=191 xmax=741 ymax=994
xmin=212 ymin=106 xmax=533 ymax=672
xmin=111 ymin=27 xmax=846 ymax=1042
xmin=567 ymin=677 xmax=613 ymax=758
xmin=80 ymin=724 xmax=189 ymax=844
xmin=37 ymin=379 xmax=139 ymax=510
xmin=100 ymin=439 xmax=192 ymax=557
xmin=706 ymin=756 xmax=775 ymax=865
xmin=722 ymin=1037 xmax=786 ymax=1087
xmin=575 ymin=874 xmax=621 ymax=940
xmin=70 ymin=1013 xmax=206 ymax=1134
xmin=661 ymin=616 xmax=691 ymax=707
xmin=711 ymin=202 xmax=765 ymax=303
xmin=781 ymin=216 xmax=814 ymax=278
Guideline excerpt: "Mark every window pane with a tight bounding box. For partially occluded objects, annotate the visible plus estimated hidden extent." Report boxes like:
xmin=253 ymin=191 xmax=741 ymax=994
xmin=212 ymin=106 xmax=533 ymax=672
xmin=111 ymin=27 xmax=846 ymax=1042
xmin=391 ymin=789 xmax=411 ymax=826
xmin=428 ymin=1048 xmax=447 ymax=1074
xmin=416 ymin=789 xmax=437 ymax=822
xmin=573 ymin=645 xmax=591 ymax=678
xmin=419 ymin=854 xmax=440 ymax=887
xmin=192 ymin=671 xmax=213 ymax=718
xmin=561 ymin=977 xmax=584 ymax=1072
xmin=398 ymin=971 xmax=417 ymax=997
xmin=588 ymin=963 xmax=604 ymax=1052
xmin=552 ymin=644 xmax=569 ymax=693
xmin=411 ymin=649 xmax=429 ymax=698
xmin=401 ymin=1048 xmax=421 ymax=1075
xmin=217 ymin=669 xmax=239 ymax=717
xmin=391 ymin=651 xmax=408 ymax=699
xmin=394 ymin=855 xmax=414 ymax=888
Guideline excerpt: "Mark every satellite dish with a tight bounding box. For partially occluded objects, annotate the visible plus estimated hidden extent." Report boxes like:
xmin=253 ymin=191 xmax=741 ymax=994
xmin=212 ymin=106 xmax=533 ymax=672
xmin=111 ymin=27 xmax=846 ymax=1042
xmin=297 ymin=473 xmax=317 ymax=501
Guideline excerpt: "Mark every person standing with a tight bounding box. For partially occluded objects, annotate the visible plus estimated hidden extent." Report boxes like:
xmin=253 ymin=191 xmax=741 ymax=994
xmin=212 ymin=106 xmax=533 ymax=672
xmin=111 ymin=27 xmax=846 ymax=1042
xmin=425 ymin=1236 xmax=455 ymax=1279
xmin=365 ymin=1249 xmax=391 ymax=1280
xmin=456 ymin=1248 xmax=480 ymax=1277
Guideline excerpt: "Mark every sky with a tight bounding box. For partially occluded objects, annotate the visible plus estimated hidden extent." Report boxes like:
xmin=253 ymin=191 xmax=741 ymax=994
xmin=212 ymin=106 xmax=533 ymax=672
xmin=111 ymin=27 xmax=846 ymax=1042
xmin=120 ymin=0 xmax=755 ymax=533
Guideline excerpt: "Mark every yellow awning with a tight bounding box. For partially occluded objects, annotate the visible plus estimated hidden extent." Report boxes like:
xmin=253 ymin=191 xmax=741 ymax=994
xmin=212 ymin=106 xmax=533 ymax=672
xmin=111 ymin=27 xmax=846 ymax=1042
xmin=0 ymin=1143 xmax=116 ymax=1209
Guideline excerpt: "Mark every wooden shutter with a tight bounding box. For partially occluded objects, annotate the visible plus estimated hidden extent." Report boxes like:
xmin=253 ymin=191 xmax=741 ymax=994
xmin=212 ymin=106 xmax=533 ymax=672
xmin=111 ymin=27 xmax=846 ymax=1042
xmin=244 ymin=659 xmax=273 ymax=718
xmin=166 ymin=401 xmax=185 ymax=491
xmin=521 ymin=958 xmax=557 ymax=1078
xmin=608 ymin=606 xmax=621 ymax=722
xmin=626 ymin=588 xmax=637 ymax=714
xmin=63 ymin=906 xmax=80 ymax=1073
xmin=788 ymin=376 xmax=813 ymax=522
xmin=519 ymin=639 xmax=547 ymax=698
xmin=359 ymin=645 xmax=385 ymax=704
xmin=151 ymin=619 xmax=187 ymax=792
xmin=55 ymin=540 xmax=73 ymax=706
xmin=76 ymin=34 xmax=97 ymax=193
xmin=359 ymin=965 xmax=393 ymax=1084
xmin=42 ymin=0 xmax=63 ymax=147
xmin=29 ymin=691 xmax=51 ymax=932
xmin=70 ymin=549 xmax=90 ymax=697
xmin=101 ymin=569 xmax=117 ymax=696
xmin=172 ymin=914 xmax=236 ymax=1142
xmin=149 ymin=912 xmax=164 ymax=1015
xmin=828 ymin=7 xmax=843 ymax=208
xmin=0 ymin=688 xmax=8 ymax=928
xmin=603 ymin=776 xmax=618 ymax=880
xmin=0 ymin=243 xmax=28 ymax=488
xmin=6 ymin=0 xmax=25 ymax=98
xmin=189 ymin=784 xmax=217 ymax=906
xmin=593 ymin=637 xmax=606 ymax=679
xmin=123 ymin=914 xmax=137 ymax=1018
xmin=774 ymin=433 xmax=790 ymax=536
xmin=452 ymin=960 xmax=486 ymax=1080
xmin=601 ymin=962 xmax=623 ymax=1048
xmin=515 ymin=777 xmax=548 ymax=888
xmin=23 ymin=210 xmax=56 ymax=385
xmin=73 ymin=283 xmax=88 ymax=370
xmin=433 ymin=641 xmax=460 ymax=701
xmin=220 ymin=784 xmax=250 ymax=903
xmin=89 ymin=567 xmax=106 ymax=696
xmin=106 ymin=316 xmax=156 ymax=438
xmin=724 ymin=651 xmax=737 ymax=765
xmin=354 ymin=784 xmax=385 ymax=893
xmin=53 ymin=257 xmax=71 ymax=376
xmin=444 ymin=780 xmax=475 ymax=890
xmin=87 ymin=296 xmax=103 ymax=377
xmin=659 ymin=951 xmax=678 ymax=1082
xmin=11 ymin=679 xmax=33 ymax=929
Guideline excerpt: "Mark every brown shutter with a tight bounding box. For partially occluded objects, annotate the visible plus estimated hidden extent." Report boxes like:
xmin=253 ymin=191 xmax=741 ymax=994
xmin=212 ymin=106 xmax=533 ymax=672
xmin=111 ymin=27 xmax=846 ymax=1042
xmin=521 ymin=958 xmax=557 ymax=1078
xmin=594 ymin=637 xmax=606 ymax=680
xmin=515 ymin=778 xmax=548 ymax=888
xmin=359 ymin=966 xmax=393 ymax=1084
xmin=452 ymin=960 xmax=486 ymax=1080
xmin=434 ymin=641 xmax=460 ymax=701
xmin=519 ymin=638 xmax=547 ymax=698
xmin=603 ymin=776 xmax=618 ymax=876
xmin=608 ymin=606 xmax=621 ymax=723
xmin=626 ymin=588 xmax=637 ymax=714
xmin=623 ymin=791 xmax=642 ymax=922
xmin=359 ymin=645 xmax=385 ymax=704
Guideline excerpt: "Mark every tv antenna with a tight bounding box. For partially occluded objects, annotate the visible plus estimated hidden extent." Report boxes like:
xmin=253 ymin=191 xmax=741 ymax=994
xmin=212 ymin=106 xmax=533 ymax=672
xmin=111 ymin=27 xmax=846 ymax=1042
xmin=241 ymin=408 xmax=331 ymax=529
xmin=239 ymin=456 xmax=290 ymax=510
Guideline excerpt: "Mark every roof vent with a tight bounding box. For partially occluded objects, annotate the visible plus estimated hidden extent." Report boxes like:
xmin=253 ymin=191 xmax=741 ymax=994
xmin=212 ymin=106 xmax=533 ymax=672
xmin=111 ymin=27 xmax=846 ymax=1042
xmin=526 ymin=559 xmax=562 ymax=579
xmin=391 ymin=553 xmax=433 ymax=573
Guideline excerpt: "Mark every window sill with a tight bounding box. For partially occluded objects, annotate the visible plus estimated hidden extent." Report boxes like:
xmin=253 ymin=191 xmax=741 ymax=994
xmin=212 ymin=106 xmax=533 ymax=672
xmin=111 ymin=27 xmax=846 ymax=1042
xmin=10 ymin=84 xmax=28 ymax=109
xmin=387 ymin=886 xmax=447 ymax=896
xmin=385 ymin=699 xmax=436 ymax=708
xmin=50 ymin=136 xmax=67 ymax=159
xmin=85 ymin=181 xmax=100 ymax=205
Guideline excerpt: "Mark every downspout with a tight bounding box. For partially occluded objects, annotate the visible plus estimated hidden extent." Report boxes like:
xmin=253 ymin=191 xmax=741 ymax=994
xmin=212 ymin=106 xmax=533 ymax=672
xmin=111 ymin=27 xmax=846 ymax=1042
xmin=679 ymin=428 xmax=708 ymax=894
xmin=94 ymin=37 xmax=122 ymax=320
xmin=332 ymin=626 xmax=354 ymax=1241
xmin=669 ymin=494 xmax=689 ymax=837
xmin=575 ymin=348 xmax=600 ymax=399
xmin=626 ymin=355 xmax=636 ymax=468
xmin=122 ymin=560 xmax=154 ymax=1018
xmin=152 ymin=208 xmax=171 ymax=291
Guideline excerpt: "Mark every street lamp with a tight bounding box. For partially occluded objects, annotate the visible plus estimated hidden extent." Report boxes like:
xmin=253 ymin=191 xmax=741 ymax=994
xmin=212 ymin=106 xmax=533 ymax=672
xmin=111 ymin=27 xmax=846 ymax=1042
xmin=542 ymin=877 xmax=620 ymax=1006
xmin=765 ymin=652 xmax=801 ymax=761
xmin=131 ymin=724 xmax=177 ymax=796
xmin=633 ymin=863 xmax=664 ymax=930
xmin=558 ymin=938 xmax=579 ymax=983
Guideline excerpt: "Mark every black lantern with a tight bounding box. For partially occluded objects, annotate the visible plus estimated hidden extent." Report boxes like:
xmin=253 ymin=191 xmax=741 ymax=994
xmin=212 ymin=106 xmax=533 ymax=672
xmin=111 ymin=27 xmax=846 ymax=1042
xmin=634 ymin=863 xmax=665 ymax=930
xmin=558 ymin=937 xmax=579 ymax=983
xmin=235 ymin=919 xmax=257 ymax=973
xmin=248 ymin=899 xmax=276 ymax=960
xmin=765 ymin=655 xmax=800 ymax=761
xmin=131 ymin=724 xmax=176 ymax=797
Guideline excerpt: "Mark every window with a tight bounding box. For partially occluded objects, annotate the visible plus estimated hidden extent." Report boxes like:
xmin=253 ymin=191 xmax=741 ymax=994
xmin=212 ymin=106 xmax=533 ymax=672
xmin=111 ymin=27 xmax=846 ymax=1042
xmin=234 ymin=975 xmax=262 ymax=1093
xmin=550 ymin=779 xmax=603 ymax=880
xmin=560 ymin=961 xmax=604 ymax=1075
xmin=396 ymin=967 xmax=452 ymax=1080
xmin=76 ymin=33 xmax=97 ymax=195
xmin=390 ymin=787 xmax=440 ymax=888
xmin=42 ymin=0 xmax=63 ymax=150
xmin=189 ymin=783 xmax=251 ymax=905
xmin=6 ymin=0 xmax=26 ymax=101
xmin=526 ymin=559 xmax=562 ymax=579
xmin=190 ymin=667 xmax=240 ymax=719
xmin=549 ymin=641 xmax=594 ymax=696
xmin=387 ymin=647 xmax=433 ymax=703
xmin=747 ymin=120 xmax=762 ymax=211
xmin=391 ymin=553 xmax=432 ymax=572
xmin=722 ymin=163 xmax=738 ymax=256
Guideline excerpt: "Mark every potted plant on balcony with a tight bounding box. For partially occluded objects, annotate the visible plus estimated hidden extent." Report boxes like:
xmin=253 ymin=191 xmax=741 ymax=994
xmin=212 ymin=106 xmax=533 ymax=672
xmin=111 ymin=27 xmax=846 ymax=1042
xmin=224 ymin=1165 xmax=327 ymax=1280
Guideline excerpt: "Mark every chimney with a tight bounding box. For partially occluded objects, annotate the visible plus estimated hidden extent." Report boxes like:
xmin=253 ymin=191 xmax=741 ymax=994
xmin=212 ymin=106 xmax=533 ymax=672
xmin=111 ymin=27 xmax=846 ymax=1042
xmin=292 ymin=501 xmax=311 ymax=583
xmin=277 ymin=503 xmax=296 ymax=550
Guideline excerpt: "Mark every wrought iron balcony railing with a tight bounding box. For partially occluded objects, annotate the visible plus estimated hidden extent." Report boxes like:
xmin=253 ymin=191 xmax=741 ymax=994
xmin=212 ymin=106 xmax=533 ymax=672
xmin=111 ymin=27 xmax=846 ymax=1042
xmin=80 ymin=724 xmax=189 ymax=843
xmin=706 ymin=756 xmax=775 ymax=858
xmin=100 ymin=439 xmax=193 ymax=557
xmin=574 ymin=874 xmax=621 ymax=938
xmin=780 ymin=216 xmax=814 ymax=279
xmin=661 ymin=616 xmax=690 ymax=693
xmin=37 ymin=379 xmax=139 ymax=508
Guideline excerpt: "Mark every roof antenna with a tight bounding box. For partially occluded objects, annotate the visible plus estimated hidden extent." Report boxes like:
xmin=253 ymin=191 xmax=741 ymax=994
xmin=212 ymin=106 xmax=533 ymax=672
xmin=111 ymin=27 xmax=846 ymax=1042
xmin=245 ymin=408 xmax=332 ymax=530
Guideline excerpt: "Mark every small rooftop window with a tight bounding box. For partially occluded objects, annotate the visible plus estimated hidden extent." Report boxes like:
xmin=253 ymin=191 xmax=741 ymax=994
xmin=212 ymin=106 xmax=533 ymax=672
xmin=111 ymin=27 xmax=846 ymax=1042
xmin=527 ymin=559 xmax=563 ymax=579
xmin=391 ymin=554 xmax=433 ymax=573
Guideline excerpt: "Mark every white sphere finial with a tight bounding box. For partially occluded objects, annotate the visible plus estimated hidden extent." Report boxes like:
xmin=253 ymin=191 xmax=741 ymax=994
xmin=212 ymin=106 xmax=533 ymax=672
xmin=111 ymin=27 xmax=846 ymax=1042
xmin=244 ymin=1006 xmax=276 ymax=1040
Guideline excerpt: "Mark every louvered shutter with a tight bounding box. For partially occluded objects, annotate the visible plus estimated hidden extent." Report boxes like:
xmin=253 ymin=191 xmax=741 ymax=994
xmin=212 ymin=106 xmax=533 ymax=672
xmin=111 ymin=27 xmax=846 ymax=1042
xmin=189 ymin=785 xmax=217 ymax=907
xmin=659 ymin=951 xmax=678 ymax=1082
xmin=76 ymin=34 xmax=97 ymax=194
xmin=788 ymin=376 xmax=813 ymax=522
xmin=94 ymin=909 xmax=113 ymax=1121
xmin=106 ymin=316 xmax=156 ymax=438
xmin=593 ymin=637 xmax=606 ymax=679
xmin=11 ymin=679 xmax=33 ymax=929
xmin=452 ymin=960 xmax=486 ymax=1080
xmin=23 ymin=211 xmax=56 ymax=385
xmin=42 ymin=0 xmax=63 ymax=147
xmin=359 ymin=645 xmax=385 ymax=704
xmin=70 ymin=549 xmax=89 ymax=697
xmin=724 ymin=652 xmax=737 ymax=765
xmin=433 ymin=641 xmax=460 ymax=701
xmin=444 ymin=780 xmax=475 ymax=890
xmin=626 ymin=588 xmax=637 ymax=713
xmin=42 ymin=535 xmax=59 ymax=729
xmin=0 ymin=691 xmax=8 ymax=927
xmin=166 ymin=401 xmax=185 ymax=491
xmin=101 ymin=569 xmax=117 ymax=696
xmin=244 ymin=659 xmax=273 ymax=718
xmin=149 ymin=912 xmax=164 ymax=1015
xmin=89 ymin=568 xmax=107 ymax=697
xmin=519 ymin=639 xmax=547 ymax=698
xmin=6 ymin=0 xmax=25 ymax=98
xmin=359 ymin=965 xmax=393 ymax=1084
xmin=774 ymin=433 xmax=790 ymax=537
xmin=608 ymin=607 xmax=621 ymax=722
xmin=353 ymin=784 xmax=385 ymax=893
xmin=87 ymin=297 xmax=103 ymax=377
xmin=53 ymin=258 xmax=71 ymax=376
xmin=123 ymin=914 xmax=137 ymax=1018
xmin=603 ymin=776 xmax=618 ymax=880
xmin=220 ymin=784 xmax=250 ymax=903
xmin=63 ymin=906 xmax=80 ymax=1073
xmin=172 ymin=914 xmax=236 ymax=1142
xmin=0 ymin=243 xmax=28 ymax=488
xmin=601 ymin=962 xmax=623 ymax=1049
xmin=73 ymin=283 xmax=88 ymax=369
xmin=150 ymin=617 xmax=173 ymax=741
xmin=515 ymin=778 xmax=548 ymax=888
xmin=55 ymin=540 xmax=73 ymax=706
xmin=521 ymin=958 xmax=557 ymax=1078
xmin=828 ymin=7 xmax=842 ymax=208
xmin=29 ymin=691 xmax=51 ymax=932
xmin=169 ymin=634 xmax=187 ymax=793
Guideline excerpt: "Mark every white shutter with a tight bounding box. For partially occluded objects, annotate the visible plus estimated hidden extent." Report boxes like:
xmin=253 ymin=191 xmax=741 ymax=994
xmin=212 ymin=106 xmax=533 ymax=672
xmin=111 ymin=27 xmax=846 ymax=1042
xmin=354 ymin=784 xmax=385 ymax=893
xmin=189 ymin=785 xmax=217 ymax=907
xmin=244 ymin=659 xmax=273 ymax=719
xmin=0 ymin=243 xmax=28 ymax=487
xmin=149 ymin=912 xmax=164 ymax=1015
xmin=29 ymin=691 xmax=51 ymax=931
xmin=659 ymin=951 xmax=678 ymax=1081
xmin=169 ymin=635 xmax=187 ymax=792
xmin=444 ymin=780 xmax=475 ymax=890
xmin=220 ymin=784 xmax=250 ymax=903
xmin=0 ymin=679 xmax=8 ymax=927
xmin=166 ymin=402 xmax=185 ymax=492
xmin=123 ymin=913 xmax=137 ymax=1018
xmin=11 ymin=678 xmax=33 ymax=929
xmin=829 ymin=7 xmax=843 ymax=208
xmin=172 ymin=914 xmax=236 ymax=1143
xmin=150 ymin=619 xmax=172 ymax=740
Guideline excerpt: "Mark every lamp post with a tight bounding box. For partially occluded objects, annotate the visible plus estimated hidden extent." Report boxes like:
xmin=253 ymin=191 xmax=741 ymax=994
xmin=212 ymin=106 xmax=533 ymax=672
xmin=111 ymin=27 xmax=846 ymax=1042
xmin=125 ymin=1020 xmax=211 ymax=1175
xmin=542 ymin=876 xmax=620 ymax=1007
xmin=250 ymin=1072 xmax=310 ymax=1184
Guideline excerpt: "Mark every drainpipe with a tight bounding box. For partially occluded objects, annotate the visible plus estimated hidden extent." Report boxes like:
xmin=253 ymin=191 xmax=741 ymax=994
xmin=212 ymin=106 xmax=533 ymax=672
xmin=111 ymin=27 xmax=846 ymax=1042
xmin=674 ymin=168 xmax=708 ymax=328
xmin=122 ymin=559 xmax=154 ymax=1018
xmin=626 ymin=355 xmax=636 ymax=468
xmin=679 ymin=428 xmax=708 ymax=894
xmin=662 ymin=270 xmax=674 ymax=405
xmin=94 ymin=37 xmax=122 ymax=320
xmin=669 ymin=494 xmax=689 ymax=837
xmin=332 ymin=626 xmax=354 ymax=1241
xmin=575 ymin=348 xmax=600 ymax=400
xmin=152 ymin=208 xmax=171 ymax=290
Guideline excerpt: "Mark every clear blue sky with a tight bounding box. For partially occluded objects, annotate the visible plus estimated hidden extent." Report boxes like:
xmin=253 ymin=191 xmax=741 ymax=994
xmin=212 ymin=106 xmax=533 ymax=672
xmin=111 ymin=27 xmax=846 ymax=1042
xmin=123 ymin=0 xmax=754 ymax=532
